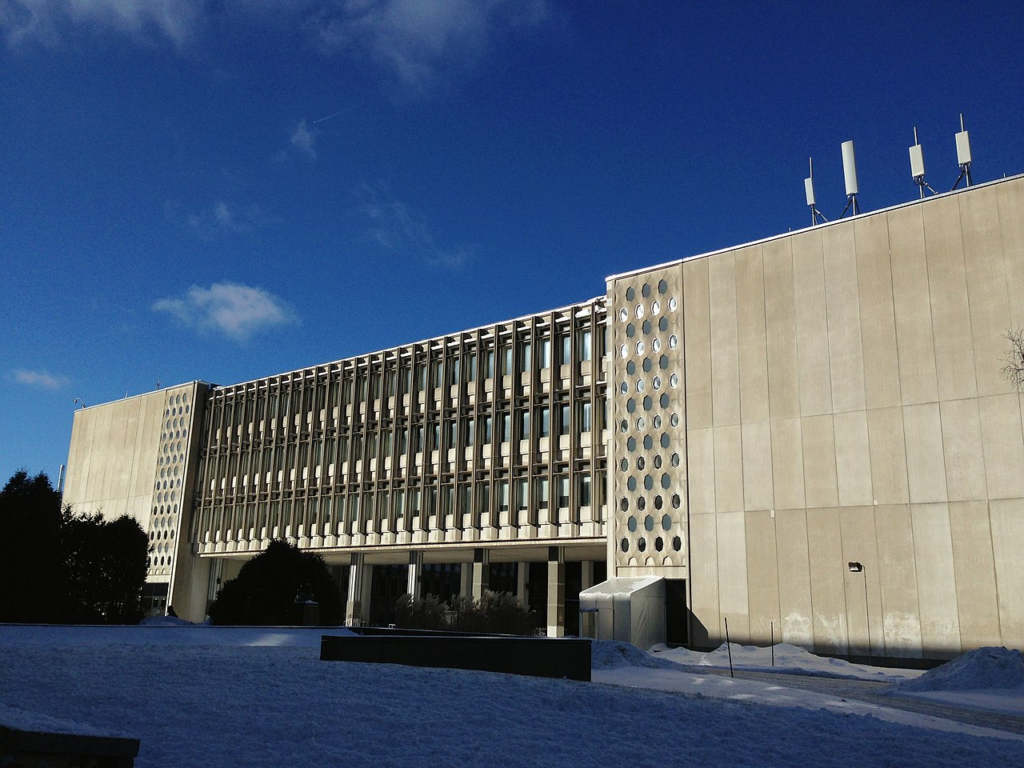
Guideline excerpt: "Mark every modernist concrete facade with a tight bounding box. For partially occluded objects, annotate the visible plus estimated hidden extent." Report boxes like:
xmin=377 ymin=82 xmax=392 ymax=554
xmin=64 ymin=174 xmax=1024 ymax=661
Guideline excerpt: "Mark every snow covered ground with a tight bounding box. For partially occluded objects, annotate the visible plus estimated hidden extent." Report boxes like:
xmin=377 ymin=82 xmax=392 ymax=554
xmin=1 ymin=624 xmax=1022 ymax=767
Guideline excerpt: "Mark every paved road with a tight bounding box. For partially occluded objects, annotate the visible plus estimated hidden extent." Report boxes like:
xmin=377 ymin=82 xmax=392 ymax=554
xmin=679 ymin=666 xmax=1024 ymax=736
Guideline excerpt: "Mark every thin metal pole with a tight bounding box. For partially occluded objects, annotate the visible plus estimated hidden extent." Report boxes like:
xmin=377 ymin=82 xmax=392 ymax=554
xmin=863 ymin=568 xmax=872 ymax=662
xmin=771 ymin=621 xmax=775 ymax=667
xmin=725 ymin=617 xmax=734 ymax=678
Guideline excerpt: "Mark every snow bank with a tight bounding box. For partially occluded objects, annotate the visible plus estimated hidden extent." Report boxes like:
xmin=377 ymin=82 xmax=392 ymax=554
xmin=654 ymin=642 xmax=919 ymax=682
xmin=891 ymin=647 xmax=1024 ymax=693
xmin=591 ymin=640 xmax=681 ymax=670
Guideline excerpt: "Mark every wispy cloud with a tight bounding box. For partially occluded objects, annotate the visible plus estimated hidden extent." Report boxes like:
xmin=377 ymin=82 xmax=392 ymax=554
xmin=153 ymin=282 xmax=298 ymax=341
xmin=2 ymin=2 xmax=551 ymax=94
xmin=164 ymin=199 xmax=266 ymax=241
xmin=312 ymin=0 xmax=550 ymax=93
xmin=289 ymin=119 xmax=317 ymax=159
xmin=1 ymin=0 xmax=204 ymax=50
xmin=12 ymin=368 xmax=69 ymax=391
xmin=358 ymin=182 xmax=472 ymax=269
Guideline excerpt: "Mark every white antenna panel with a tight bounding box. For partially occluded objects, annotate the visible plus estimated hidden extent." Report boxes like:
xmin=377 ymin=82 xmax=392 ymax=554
xmin=956 ymin=129 xmax=972 ymax=165
xmin=804 ymin=176 xmax=816 ymax=207
xmin=841 ymin=140 xmax=859 ymax=196
xmin=909 ymin=144 xmax=925 ymax=178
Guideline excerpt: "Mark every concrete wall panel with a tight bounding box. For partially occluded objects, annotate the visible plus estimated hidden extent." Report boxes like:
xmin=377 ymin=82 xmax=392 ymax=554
xmin=770 ymin=418 xmax=805 ymax=511
xmin=924 ymin=195 xmax=977 ymax=402
xmin=736 ymin=245 xmax=770 ymax=423
xmin=903 ymin=403 xmax=948 ymax=504
xmin=990 ymin=499 xmax=1024 ymax=648
xmin=683 ymin=258 xmax=713 ymax=430
xmin=998 ymin=177 xmax=1024 ymax=330
xmin=741 ymin=421 xmax=773 ymax=512
xmin=792 ymin=230 xmax=833 ymax=417
xmin=801 ymin=415 xmax=838 ymax=509
xmin=688 ymin=511 xmax=720 ymax=647
xmin=839 ymin=506 xmax=881 ymax=656
xmin=834 ymin=411 xmax=872 ymax=507
xmin=855 ymin=214 xmax=902 ymax=409
xmin=978 ymin=394 xmax=1024 ymax=499
xmin=866 ymin=407 xmax=910 ymax=504
xmin=888 ymin=205 xmax=939 ymax=406
xmin=873 ymin=505 xmax=923 ymax=658
xmin=713 ymin=425 xmax=743 ymax=513
xmin=910 ymin=503 xmax=961 ymax=656
xmin=960 ymin=186 xmax=1012 ymax=397
xmin=716 ymin=510 xmax=750 ymax=643
xmin=775 ymin=509 xmax=814 ymax=646
xmin=939 ymin=398 xmax=987 ymax=502
xmin=948 ymin=501 xmax=1000 ymax=650
xmin=744 ymin=510 xmax=780 ymax=645
xmin=822 ymin=223 xmax=866 ymax=413
xmin=763 ymin=237 xmax=800 ymax=419
xmin=709 ymin=251 xmax=741 ymax=426
xmin=805 ymin=507 xmax=848 ymax=655
xmin=687 ymin=428 xmax=716 ymax=515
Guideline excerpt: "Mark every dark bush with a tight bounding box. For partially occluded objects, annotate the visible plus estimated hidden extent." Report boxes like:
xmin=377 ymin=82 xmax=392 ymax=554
xmin=209 ymin=539 xmax=343 ymax=625
xmin=395 ymin=590 xmax=537 ymax=635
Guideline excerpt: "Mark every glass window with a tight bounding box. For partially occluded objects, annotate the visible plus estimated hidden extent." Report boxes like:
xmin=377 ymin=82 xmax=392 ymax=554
xmin=482 ymin=415 xmax=492 ymax=443
xmin=501 ymin=413 xmax=511 ymax=442
xmin=579 ymin=402 xmax=592 ymax=432
xmin=536 ymin=477 xmax=549 ymax=509
xmin=561 ymin=335 xmax=571 ymax=365
xmin=579 ymin=474 xmax=592 ymax=507
xmin=484 ymin=350 xmax=495 ymax=379
xmin=520 ymin=342 xmax=531 ymax=372
xmin=519 ymin=411 xmax=530 ymax=439
xmin=540 ymin=338 xmax=551 ymax=368
xmin=502 ymin=346 xmax=513 ymax=376
xmin=556 ymin=475 xmax=569 ymax=508
xmin=465 ymin=419 xmax=475 ymax=446
xmin=580 ymin=330 xmax=592 ymax=361
xmin=498 ymin=480 xmax=510 ymax=512
xmin=539 ymin=407 xmax=550 ymax=438
xmin=449 ymin=357 xmax=460 ymax=386
xmin=516 ymin=478 xmax=529 ymax=511
xmin=559 ymin=403 xmax=570 ymax=435
xmin=467 ymin=353 xmax=477 ymax=382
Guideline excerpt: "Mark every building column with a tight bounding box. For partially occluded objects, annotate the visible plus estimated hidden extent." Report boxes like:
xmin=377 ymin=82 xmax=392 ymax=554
xmin=407 ymin=551 xmax=423 ymax=601
xmin=472 ymin=547 xmax=490 ymax=601
xmin=546 ymin=546 xmax=565 ymax=637
xmin=516 ymin=561 xmax=529 ymax=607
xmin=579 ymin=560 xmax=596 ymax=639
xmin=346 ymin=553 xmax=371 ymax=626
xmin=459 ymin=561 xmax=473 ymax=599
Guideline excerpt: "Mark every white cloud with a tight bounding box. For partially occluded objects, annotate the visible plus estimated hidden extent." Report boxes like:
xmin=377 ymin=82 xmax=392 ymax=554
xmin=12 ymin=368 xmax=69 ymax=391
xmin=359 ymin=182 xmax=472 ymax=269
xmin=153 ymin=282 xmax=297 ymax=341
xmin=313 ymin=0 xmax=549 ymax=92
xmin=164 ymin=199 xmax=265 ymax=241
xmin=1 ymin=0 xmax=204 ymax=50
xmin=289 ymin=119 xmax=317 ymax=159
xmin=2 ymin=1 xmax=550 ymax=93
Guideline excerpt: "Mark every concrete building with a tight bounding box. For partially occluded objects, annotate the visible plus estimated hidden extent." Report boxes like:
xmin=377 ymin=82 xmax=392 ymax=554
xmin=64 ymin=174 xmax=1024 ymax=661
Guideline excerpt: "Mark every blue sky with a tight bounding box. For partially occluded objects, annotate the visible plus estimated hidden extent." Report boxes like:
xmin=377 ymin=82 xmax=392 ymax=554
xmin=2 ymin=0 xmax=1023 ymax=485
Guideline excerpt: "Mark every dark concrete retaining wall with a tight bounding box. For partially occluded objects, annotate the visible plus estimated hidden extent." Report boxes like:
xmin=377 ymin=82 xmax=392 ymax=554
xmin=0 ymin=724 xmax=139 ymax=767
xmin=321 ymin=635 xmax=591 ymax=682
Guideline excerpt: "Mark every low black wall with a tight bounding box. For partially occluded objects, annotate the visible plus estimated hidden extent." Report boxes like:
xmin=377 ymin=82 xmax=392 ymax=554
xmin=321 ymin=635 xmax=591 ymax=682
xmin=0 ymin=724 xmax=140 ymax=767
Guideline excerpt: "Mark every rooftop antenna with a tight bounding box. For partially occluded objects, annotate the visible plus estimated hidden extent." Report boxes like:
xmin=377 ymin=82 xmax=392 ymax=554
xmin=839 ymin=140 xmax=861 ymax=217
xmin=909 ymin=127 xmax=936 ymax=198
xmin=804 ymin=157 xmax=828 ymax=225
xmin=73 ymin=397 xmax=86 ymax=409
xmin=952 ymin=113 xmax=973 ymax=190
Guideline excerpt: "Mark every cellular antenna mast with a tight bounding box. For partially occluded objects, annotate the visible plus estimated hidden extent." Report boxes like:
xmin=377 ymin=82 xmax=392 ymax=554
xmin=952 ymin=113 xmax=974 ymax=190
xmin=909 ymin=127 xmax=936 ymax=198
xmin=839 ymin=140 xmax=861 ymax=217
xmin=804 ymin=157 xmax=828 ymax=225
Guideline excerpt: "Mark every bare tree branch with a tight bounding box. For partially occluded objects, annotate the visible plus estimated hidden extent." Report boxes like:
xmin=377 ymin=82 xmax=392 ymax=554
xmin=1001 ymin=328 xmax=1024 ymax=391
